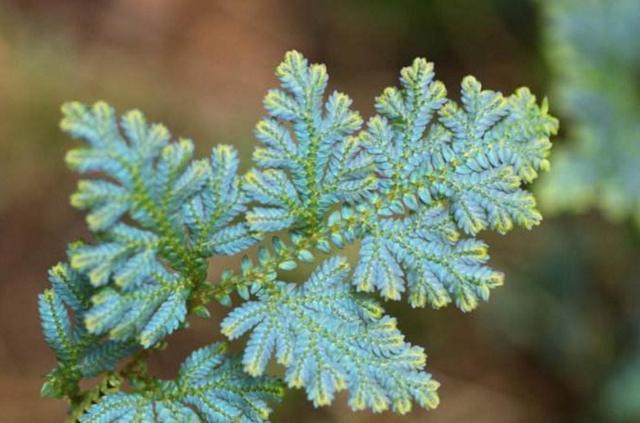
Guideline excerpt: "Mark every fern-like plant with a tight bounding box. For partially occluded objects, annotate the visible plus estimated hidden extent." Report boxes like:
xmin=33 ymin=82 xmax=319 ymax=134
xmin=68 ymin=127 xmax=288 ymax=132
xmin=537 ymin=0 xmax=640 ymax=226
xmin=39 ymin=51 xmax=557 ymax=421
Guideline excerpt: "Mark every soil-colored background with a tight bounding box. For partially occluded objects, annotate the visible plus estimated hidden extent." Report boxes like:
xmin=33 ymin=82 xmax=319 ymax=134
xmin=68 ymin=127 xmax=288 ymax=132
xmin=1 ymin=1 xmax=638 ymax=422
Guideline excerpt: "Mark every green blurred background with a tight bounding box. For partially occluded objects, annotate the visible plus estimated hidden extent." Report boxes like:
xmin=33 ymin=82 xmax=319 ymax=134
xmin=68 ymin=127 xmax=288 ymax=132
xmin=0 ymin=1 xmax=638 ymax=422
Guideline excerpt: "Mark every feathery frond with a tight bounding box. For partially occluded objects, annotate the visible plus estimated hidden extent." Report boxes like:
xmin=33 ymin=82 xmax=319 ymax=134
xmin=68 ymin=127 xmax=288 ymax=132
xmin=245 ymin=51 xmax=373 ymax=235
xmin=332 ymin=59 xmax=557 ymax=311
xmin=62 ymin=103 xmax=255 ymax=346
xmin=222 ymin=257 xmax=439 ymax=414
xmin=80 ymin=343 xmax=284 ymax=423
xmin=38 ymin=263 xmax=137 ymax=399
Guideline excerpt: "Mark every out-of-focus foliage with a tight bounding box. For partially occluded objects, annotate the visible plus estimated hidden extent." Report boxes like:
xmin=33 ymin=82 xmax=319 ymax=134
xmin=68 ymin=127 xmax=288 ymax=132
xmin=538 ymin=0 xmax=640 ymax=226
xmin=476 ymin=0 xmax=640 ymax=417
xmin=530 ymin=1 xmax=640 ymax=420
xmin=482 ymin=218 xmax=640 ymax=422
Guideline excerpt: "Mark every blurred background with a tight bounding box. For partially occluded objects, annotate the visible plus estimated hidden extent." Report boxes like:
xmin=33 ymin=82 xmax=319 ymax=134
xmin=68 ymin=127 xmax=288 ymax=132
xmin=0 ymin=0 xmax=638 ymax=422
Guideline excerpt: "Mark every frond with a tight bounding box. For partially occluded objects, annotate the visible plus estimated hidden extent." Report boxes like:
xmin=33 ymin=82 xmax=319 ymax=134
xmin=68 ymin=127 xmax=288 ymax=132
xmin=38 ymin=264 xmax=137 ymax=399
xmin=61 ymin=103 xmax=255 ymax=346
xmin=332 ymin=203 xmax=502 ymax=312
xmin=221 ymin=257 xmax=439 ymax=414
xmin=245 ymin=53 xmax=555 ymax=313
xmin=80 ymin=343 xmax=284 ymax=423
xmin=245 ymin=51 xmax=372 ymax=234
xmin=364 ymin=62 xmax=557 ymax=236
xmin=338 ymin=57 xmax=557 ymax=311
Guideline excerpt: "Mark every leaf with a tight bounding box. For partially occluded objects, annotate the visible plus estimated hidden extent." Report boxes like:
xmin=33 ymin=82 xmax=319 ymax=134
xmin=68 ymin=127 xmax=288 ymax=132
xmin=364 ymin=62 xmax=556 ymax=236
xmin=61 ymin=104 xmax=255 ymax=346
xmin=81 ymin=343 xmax=284 ymax=423
xmin=353 ymin=235 xmax=405 ymax=300
xmin=38 ymin=290 xmax=74 ymax=363
xmin=38 ymin=265 xmax=138 ymax=398
xmin=343 ymin=57 xmax=556 ymax=310
xmin=183 ymin=145 xmax=255 ymax=249
xmin=435 ymin=77 xmax=554 ymax=234
xmin=245 ymin=51 xmax=371 ymax=234
xmin=222 ymin=257 xmax=439 ymax=414
xmin=346 ymin=204 xmax=503 ymax=311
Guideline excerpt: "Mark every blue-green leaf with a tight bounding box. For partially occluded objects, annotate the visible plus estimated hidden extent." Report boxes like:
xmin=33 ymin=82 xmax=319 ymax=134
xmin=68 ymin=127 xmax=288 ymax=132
xmin=222 ymin=257 xmax=439 ymax=414
xmin=81 ymin=343 xmax=283 ymax=423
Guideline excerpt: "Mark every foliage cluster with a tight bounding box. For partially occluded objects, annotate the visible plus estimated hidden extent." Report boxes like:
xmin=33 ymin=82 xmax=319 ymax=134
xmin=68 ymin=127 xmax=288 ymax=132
xmin=39 ymin=51 xmax=556 ymax=421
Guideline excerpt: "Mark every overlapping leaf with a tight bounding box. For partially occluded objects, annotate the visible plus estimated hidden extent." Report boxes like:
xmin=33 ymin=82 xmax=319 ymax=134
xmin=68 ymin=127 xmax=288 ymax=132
xmin=80 ymin=343 xmax=284 ymax=423
xmin=222 ymin=257 xmax=439 ymax=414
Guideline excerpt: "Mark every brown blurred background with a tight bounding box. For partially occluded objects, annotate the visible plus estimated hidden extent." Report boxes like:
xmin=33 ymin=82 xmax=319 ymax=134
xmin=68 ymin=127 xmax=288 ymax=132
xmin=1 ymin=1 xmax=638 ymax=422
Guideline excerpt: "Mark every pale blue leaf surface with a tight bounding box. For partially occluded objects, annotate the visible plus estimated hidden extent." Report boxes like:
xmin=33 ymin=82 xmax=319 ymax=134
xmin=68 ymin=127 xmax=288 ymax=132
xmin=222 ymin=257 xmax=439 ymax=414
xmin=61 ymin=104 xmax=255 ymax=346
xmin=81 ymin=343 xmax=283 ymax=423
